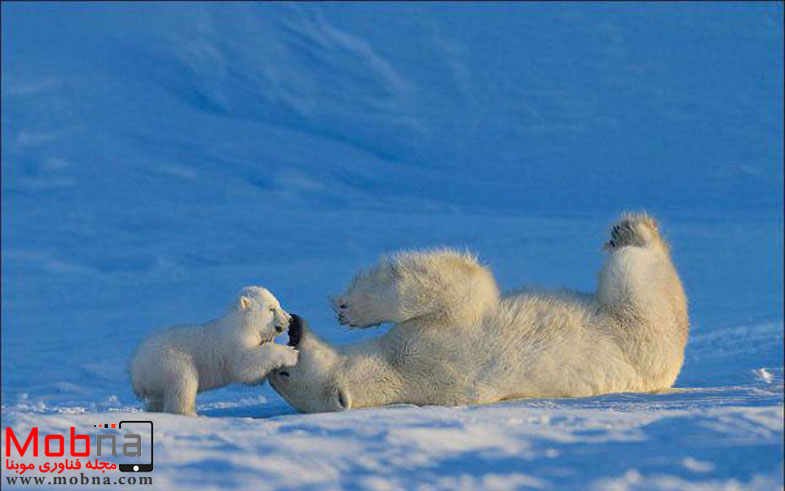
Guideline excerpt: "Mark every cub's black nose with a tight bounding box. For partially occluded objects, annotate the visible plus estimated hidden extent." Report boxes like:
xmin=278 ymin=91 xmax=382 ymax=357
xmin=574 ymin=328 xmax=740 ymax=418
xmin=288 ymin=314 xmax=306 ymax=347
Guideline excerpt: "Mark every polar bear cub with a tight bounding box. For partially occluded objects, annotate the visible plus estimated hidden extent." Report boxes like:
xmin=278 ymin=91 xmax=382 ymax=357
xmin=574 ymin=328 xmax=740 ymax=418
xmin=130 ymin=286 xmax=298 ymax=416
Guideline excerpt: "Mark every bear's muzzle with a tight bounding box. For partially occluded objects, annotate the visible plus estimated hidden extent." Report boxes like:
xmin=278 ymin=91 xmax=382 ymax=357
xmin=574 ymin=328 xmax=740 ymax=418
xmin=288 ymin=313 xmax=305 ymax=348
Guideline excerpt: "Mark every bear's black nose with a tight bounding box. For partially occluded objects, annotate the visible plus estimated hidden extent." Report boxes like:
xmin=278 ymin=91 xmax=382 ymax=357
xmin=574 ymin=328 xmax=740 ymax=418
xmin=288 ymin=314 xmax=305 ymax=347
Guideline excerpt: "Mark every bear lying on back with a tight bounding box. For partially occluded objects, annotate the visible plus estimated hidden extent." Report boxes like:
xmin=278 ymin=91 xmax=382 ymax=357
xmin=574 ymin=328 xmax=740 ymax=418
xmin=270 ymin=213 xmax=689 ymax=412
xmin=130 ymin=286 xmax=298 ymax=416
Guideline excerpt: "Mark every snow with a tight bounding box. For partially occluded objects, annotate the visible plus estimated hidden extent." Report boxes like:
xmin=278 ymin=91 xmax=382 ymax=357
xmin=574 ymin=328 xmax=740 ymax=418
xmin=1 ymin=3 xmax=782 ymax=490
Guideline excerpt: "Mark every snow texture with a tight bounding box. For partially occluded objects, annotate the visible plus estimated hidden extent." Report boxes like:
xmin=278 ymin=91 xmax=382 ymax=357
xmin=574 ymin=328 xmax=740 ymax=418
xmin=2 ymin=3 xmax=783 ymax=490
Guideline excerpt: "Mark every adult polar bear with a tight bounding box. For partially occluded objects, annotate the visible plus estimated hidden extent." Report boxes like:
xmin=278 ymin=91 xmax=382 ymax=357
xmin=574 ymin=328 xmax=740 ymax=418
xmin=270 ymin=213 xmax=689 ymax=413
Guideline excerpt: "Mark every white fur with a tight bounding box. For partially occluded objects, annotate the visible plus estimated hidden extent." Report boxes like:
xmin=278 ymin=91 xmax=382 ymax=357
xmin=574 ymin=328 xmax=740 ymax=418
xmin=130 ymin=286 xmax=298 ymax=416
xmin=270 ymin=213 xmax=689 ymax=413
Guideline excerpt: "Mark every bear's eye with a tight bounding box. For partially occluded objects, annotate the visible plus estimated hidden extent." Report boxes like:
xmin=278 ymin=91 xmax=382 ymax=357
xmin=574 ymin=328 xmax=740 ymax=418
xmin=269 ymin=308 xmax=276 ymax=313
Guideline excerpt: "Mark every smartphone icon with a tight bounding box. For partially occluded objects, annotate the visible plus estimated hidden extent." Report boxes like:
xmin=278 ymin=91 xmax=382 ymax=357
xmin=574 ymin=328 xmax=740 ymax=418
xmin=117 ymin=421 xmax=153 ymax=472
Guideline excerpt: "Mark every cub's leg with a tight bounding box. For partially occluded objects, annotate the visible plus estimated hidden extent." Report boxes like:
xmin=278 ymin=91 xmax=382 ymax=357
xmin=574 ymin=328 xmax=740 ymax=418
xmin=229 ymin=344 xmax=299 ymax=384
xmin=162 ymin=369 xmax=198 ymax=416
xmin=145 ymin=395 xmax=163 ymax=413
xmin=333 ymin=249 xmax=499 ymax=328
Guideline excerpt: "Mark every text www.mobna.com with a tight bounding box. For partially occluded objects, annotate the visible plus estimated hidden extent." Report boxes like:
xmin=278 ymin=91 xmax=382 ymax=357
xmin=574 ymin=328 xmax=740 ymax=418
xmin=6 ymin=473 xmax=152 ymax=486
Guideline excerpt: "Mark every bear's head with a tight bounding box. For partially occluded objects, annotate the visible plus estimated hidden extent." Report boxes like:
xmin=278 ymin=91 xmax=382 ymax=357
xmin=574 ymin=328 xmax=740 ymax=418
xmin=269 ymin=314 xmax=351 ymax=413
xmin=231 ymin=286 xmax=292 ymax=344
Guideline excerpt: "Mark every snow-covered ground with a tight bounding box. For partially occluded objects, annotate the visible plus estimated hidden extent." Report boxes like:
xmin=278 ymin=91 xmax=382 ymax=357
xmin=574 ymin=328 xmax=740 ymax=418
xmin=2 ymin=3 xmax=782 ymax=489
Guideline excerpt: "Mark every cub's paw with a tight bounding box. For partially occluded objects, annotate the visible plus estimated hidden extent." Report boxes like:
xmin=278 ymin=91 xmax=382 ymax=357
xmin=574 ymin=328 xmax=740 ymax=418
xmin=279 ymin=345 xmax=299 ymax=367
xmin=331 ymin=295 xmax=381 ymax=329
xmin=266 ymin=344 xmax=299 ymax=368
xmin=604 ymin=213 xmax=661 ymax=250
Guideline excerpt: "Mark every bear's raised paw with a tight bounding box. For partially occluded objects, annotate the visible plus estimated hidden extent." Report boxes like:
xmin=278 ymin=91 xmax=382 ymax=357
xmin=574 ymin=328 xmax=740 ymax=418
xmin=332 ymin=296 xmax=381 ymax=329
xmin=604 ymin=213 xmax=661 ymax=250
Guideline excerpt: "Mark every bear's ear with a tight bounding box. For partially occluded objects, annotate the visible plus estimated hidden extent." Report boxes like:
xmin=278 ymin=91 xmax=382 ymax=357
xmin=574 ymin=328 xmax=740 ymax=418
xmin=238 ymin=295 xmax=253 ymax=311
xmin=335 ymin=388 xmax=351 ymax=411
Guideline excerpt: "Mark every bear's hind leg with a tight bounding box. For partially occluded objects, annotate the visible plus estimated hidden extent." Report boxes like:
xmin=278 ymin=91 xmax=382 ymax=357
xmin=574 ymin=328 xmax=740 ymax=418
xmin=603 ymin=212 xmax=663 ymax=251
xmin=597 ymin=213 xmax=685 ymax=324
xmin=596 ymin=213 xmax=689 ymax=390
xmin=162 ymin=373 xmax=198 ymax=416
xmin=145 ymin=395 xmax=163 ymax=413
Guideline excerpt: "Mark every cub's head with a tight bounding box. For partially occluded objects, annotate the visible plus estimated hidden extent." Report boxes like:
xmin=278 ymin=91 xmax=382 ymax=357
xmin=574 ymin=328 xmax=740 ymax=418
xmin=269 ymin=314 xmax=350 ymax=413
xmin=232 ymin=286 xmax=292 ymax=343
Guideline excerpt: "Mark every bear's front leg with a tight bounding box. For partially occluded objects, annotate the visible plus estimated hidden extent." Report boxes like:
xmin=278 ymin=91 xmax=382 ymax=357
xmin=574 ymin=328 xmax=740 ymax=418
xmin=229 ymin=344 xmax=299 ymax=384
xmin=333 ymin=250 xmax=499 ymax=328
xmin=332 ymin=264 xmax=401 ymax=328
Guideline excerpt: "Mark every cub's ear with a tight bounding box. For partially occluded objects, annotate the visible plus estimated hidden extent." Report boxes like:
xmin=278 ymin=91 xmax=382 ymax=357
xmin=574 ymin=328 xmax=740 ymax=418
xmin=238 ymin=295 xmax=253 ymax=310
